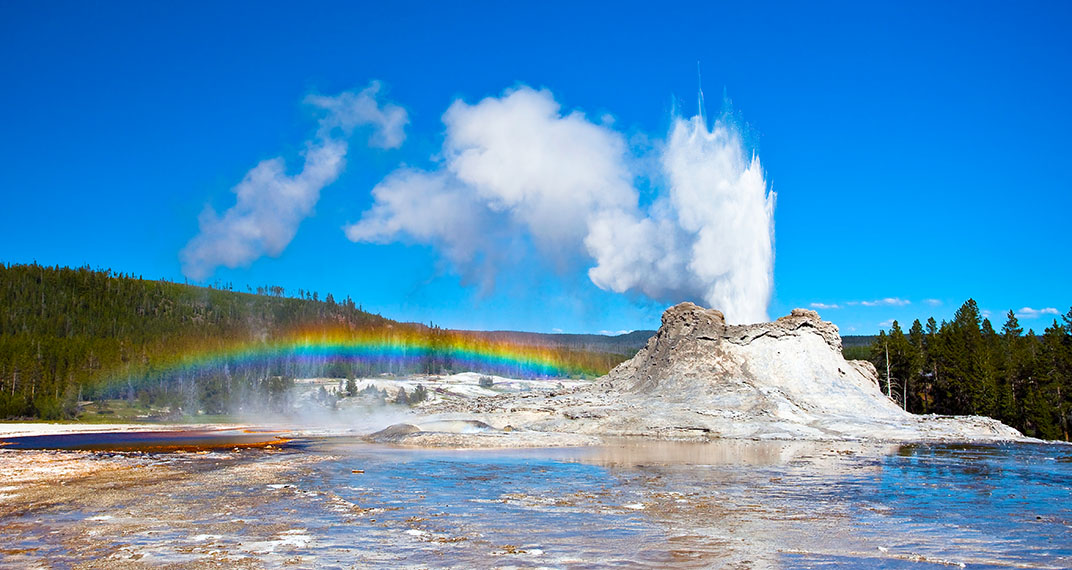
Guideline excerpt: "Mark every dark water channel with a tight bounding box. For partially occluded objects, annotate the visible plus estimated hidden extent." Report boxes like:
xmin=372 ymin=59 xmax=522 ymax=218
xmin=0 ymin=428 xmax=290 ymax=451
xmin=0 ymin=436 xmax=1069 ymax=568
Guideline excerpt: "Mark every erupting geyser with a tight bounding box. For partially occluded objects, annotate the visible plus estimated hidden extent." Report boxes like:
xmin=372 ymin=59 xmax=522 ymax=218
xmin=587 ymin=112 xmax=776 ymax=324
xmin=347 ymin=86 xmax=776 ymax=323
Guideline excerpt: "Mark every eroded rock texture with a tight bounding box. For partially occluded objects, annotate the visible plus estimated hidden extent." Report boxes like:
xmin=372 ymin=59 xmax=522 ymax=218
xmin=421 ymin=303 xmax=1026 ymax=443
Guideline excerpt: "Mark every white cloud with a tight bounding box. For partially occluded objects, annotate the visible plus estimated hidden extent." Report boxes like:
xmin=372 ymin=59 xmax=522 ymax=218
xmin=181 ymin=139 xmax=346 ymax=281
xmin=347 ymin=86 xmax=776 ymax=324
xmin=181 ymin=82 xmax=407 ymax=280
xmin=809 ymin=302 xmax=841 ymax=310
xmin=861 ymin=297 xmax=911 ymax=307
xmin=923 ymin=298 xmax=942 ymax=307
xmin=879 ymin=319 xmax=895 ymax=328
xmin=1016 ymin=306 xmax=1059 ymax=319
xmin=305 ymin=81 xmax=408 ymax=149
xmin=442 ymin=87 xmax=636 ymax=260
xmin=343 ymin=168 xmax=509 ymax=291
xmin=347 ymin=86 xmax=633 ymax=288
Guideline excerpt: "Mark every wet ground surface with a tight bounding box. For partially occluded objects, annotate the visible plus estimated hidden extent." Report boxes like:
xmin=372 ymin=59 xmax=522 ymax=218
xmin=0 ymin=434 xmax=1069 ymax=568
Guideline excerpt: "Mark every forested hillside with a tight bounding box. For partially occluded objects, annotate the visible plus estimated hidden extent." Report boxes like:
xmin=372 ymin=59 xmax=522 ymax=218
xmin=870 ymin=299 xmax=1072 ymax=440
xmin=480 ymin=330 xmax=654 ymax=356
xmin=0 ymin=263 xmax=626 ymax=420
xmin=841 ymin=335 xmax=877 ymax=360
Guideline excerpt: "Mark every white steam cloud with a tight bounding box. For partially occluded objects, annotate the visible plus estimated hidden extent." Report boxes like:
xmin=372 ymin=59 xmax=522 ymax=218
xmin=181 ymin=82 xmax=407 ymax=281
xmin=347 ymin=86 xmax=776 ymax=323
xmin=586 ymin=115 xmax=775 ymax=322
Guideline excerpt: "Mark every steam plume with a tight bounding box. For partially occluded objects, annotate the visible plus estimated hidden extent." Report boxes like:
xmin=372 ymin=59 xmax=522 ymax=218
xmin=347 ymin=86 xmax=776 ymax=323
xmin=181 ymin=82 xmax=407 ymax=281
xmin=588 ymin=115 xmax=775 ymax=323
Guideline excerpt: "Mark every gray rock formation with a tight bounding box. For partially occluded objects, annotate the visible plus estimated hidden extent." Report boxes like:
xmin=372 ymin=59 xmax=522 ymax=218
xmin=594 ymin=303 xmax=897 ymax=425
xmin=599 ymin=303 xmax=847 ymax=394
xmin=421 ymin=302 xmax=1027 ymax=443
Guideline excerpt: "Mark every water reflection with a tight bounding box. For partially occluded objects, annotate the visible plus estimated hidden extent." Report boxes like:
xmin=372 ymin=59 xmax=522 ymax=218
xmin=579 ymin=438 xmax=900 ymax=467
xmin=0 ymin=437 xmax=1068 ymax=568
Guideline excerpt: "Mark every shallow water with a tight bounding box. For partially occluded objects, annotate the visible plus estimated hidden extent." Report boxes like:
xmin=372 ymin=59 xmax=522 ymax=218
xmin=0 ymin=437 xmax=1069 ymax=568
xmin=0 ymin=428 xmax=290 ymax=451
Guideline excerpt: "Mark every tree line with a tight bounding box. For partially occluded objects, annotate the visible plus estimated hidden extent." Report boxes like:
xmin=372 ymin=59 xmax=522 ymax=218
xmin=870 ymin=299 xmax=1071 ymax=440
xmin=0 ymin=263 xmax=625 ymax=420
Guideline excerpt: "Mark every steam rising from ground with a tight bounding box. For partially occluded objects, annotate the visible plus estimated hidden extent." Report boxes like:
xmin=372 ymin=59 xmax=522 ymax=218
xmin=181 ymin=82 xmax=407 ymax=281
xmin=348 ymin=87 xmax=775 ymax=323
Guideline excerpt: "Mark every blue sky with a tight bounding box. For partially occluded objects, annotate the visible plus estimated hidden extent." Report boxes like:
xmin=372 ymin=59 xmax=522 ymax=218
xmin=2 ymin=1 xmax=1070 ymax=335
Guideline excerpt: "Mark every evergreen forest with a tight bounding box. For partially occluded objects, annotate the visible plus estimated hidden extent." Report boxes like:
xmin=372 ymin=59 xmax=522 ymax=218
xmin=0 ymin=263 xmax=625 ymax=420
xmin=869 ymin=299 xmax=1072 ymax=440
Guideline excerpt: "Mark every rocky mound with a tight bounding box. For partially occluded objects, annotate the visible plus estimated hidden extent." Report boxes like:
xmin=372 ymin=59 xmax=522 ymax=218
xmin=419 ymin=303 xmax=1026 ymax=443
xmin=596 ymin=303 xmax=904 ymax=424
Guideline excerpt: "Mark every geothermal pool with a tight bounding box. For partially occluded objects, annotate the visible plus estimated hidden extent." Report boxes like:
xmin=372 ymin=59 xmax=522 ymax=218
xmin=0 ymin=435 xmax=1068 ymax=568
xmin=0 ymin=428 xmax=291 ymax=452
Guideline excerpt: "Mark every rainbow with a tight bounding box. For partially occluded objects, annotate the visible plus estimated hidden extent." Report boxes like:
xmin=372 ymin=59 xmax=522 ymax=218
xmin=105 ymin=325 xmax=609 ymax=386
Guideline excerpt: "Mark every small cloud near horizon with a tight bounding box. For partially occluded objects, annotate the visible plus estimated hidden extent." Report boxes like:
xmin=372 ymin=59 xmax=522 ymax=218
xmin=838 ymin=297 xmax=911 ymax=308
xmin=923 ymin=298 xmax=942 ymax=307
xmin=1015 ymin=306 xmax=1059 ymax=319
xmin=809 ymin=302 xmax=841 ymax=310
xmin=861 ymin=297 xmax=910 ymax=307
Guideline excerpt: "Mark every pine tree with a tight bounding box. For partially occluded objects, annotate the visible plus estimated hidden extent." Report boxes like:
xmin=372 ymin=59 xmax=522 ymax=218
xmin=999 ymin=310 xmax=1024 ymax=427
xmin=1038 ymin=318 xmax=1071 ymax=440
xmin=907 ymin=319 xmax=925 ymax=412
xmin=1020 ymin=329 xmax=1042 ymax=436
xmin=947 ymin=299 xmax=986 ymax=414
xmin=920 ymin=317 xmax=942 ymax=413
xmin=886 ymin=321 xmax=916 ymax=409
xmin=979 ymin=318 xmax=1001 ymax=417
xmin=409 ymin=383 xmax=428 ymax=404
